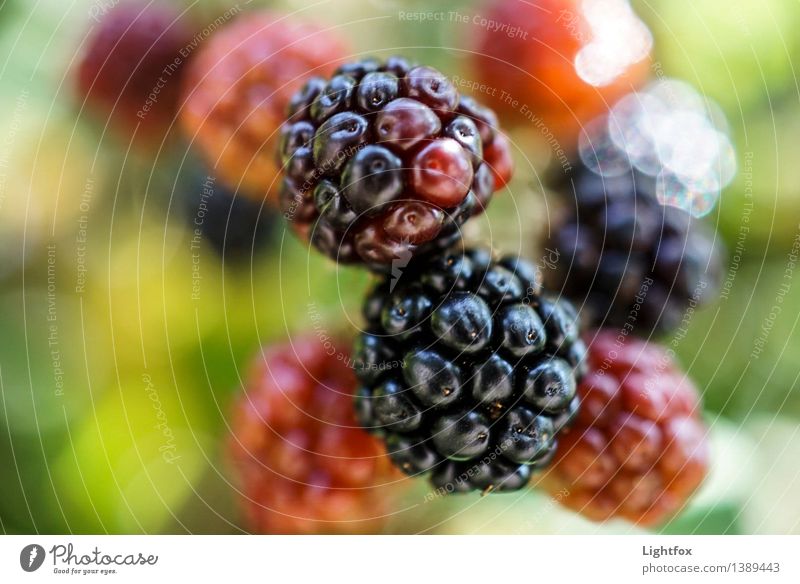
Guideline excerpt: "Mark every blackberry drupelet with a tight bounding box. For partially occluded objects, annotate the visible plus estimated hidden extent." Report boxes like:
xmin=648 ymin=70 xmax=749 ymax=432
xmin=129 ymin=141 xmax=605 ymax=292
xmin=353 ymin=247 xmax=584 ymax=493
xmin=278 ymin=57 xmax=513 ymax=270
xmin=544 ymin=160 xmax=724 ymax=336
xmin=229 ymin=335 xmax=403 ymax=534
xmin=539 ymin=330 xmax=709 ymax=526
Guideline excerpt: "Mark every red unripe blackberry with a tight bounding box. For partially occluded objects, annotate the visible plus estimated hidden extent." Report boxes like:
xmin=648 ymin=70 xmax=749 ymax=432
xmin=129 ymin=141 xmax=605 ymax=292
xmin=472 ymin=0 xmax=651 ymax=139
xmin=539 ymin=331 xmax=709 ymax=526
xmin=229 ymin=336 xmax=403 ymax=534
xmin=181 ymin=12 xmax=349 ymax=202
xmin=77 ymin=1 xmax=195 ymax=140
xmin=277 ymin=57 xmax=513 ymax=270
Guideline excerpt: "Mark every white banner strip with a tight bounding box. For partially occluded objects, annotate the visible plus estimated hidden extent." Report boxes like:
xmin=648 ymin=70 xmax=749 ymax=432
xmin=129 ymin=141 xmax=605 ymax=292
xmin=0 ymin=536 xmax=798 ymax=583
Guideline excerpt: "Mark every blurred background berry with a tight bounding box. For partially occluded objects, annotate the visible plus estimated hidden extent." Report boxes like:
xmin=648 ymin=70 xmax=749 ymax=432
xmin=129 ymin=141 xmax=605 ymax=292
xmin=538 ymin=331 xmax=709 ymax=526
xmin=76 ymin=1 xmax=196 ymax=142
xmin=180 ymin=11 xmax=349 ymax=201
xmin=229 ymin=336 xmax=405 ymax=533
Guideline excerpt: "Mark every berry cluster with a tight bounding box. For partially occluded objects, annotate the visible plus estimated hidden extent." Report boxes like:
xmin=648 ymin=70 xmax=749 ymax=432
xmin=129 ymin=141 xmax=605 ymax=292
xmin=545 ymin=161 xmax=723 ymax=335
xmin=181 ymin=12 xmax=348 ymax=199
xmin=77 ymin=1 xmax=194 ymax=139
xmin=278 ymin=57 xmax=513 ymax=269
xmin=354 ymin=247 xmax=585 ymax=493
xmin=229 ymin=336 xmax=402 ymax=534
xmin=540 ymin=331 xmax=709 ymax=525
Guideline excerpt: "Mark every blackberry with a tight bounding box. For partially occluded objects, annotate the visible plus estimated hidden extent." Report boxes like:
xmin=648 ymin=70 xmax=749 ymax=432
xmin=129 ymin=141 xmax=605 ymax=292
xmin=77 ymin=1 xmax=195 ymax=140
xmin=278 ymin=57 xmax=513 ymax=270
xmin=180 ymin=11 xmax=348 ymax=201
xmin=544 ymin=160 xmax=724 ymax=336
xmin=229 ymin=335 xmax=403 ymax=534
xmin=539 ymin=331 xmax=709 ymax=526
xmin=353 ymin=247 xmax=584 ymax=493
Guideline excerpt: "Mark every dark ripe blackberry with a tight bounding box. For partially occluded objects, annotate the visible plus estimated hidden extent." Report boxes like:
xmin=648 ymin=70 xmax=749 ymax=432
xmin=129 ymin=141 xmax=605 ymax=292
xmin=498 ymin=254 xmax=541 ymax=296
xmin=544 ymin=160 xmax=724 ymax=336
xmin=285 ymin=147 xmax=316 ymax=185
xmin=352 ymin=332 xmax=394 ymax=386
xmin=470 ymin=458 xmax=532 ymax=492
xmin=421 ymin=248 xmax=475 ymax=293
xmin=182 ymin=165 xmax=275 ymax=261
xmin=353 ymin=247 xmax=583 ymax=493
xmin=277 ymin=56 xmax=512 ymax=270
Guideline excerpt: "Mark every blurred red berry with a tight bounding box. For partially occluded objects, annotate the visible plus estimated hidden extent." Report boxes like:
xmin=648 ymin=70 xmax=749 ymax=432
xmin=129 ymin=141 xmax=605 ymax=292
xmin=539 ymin=331 xmax=709 ymax=526
xmin=472 ymin=0 xmax=651 ymax=139
xmin=180 ymin=12 xmax=349 ymax=202
xmin=229 ymin=335 xmax=403 ymax=534
xmin=77 ymin=1 xmax=195 ymax=140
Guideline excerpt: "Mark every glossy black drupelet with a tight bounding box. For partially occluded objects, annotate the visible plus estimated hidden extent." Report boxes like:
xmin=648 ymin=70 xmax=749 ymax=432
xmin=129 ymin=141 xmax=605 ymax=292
xmin=353 ymin=247 xmax=585 ymax=493
xmin=544 ymin=162 xmax=724 ymax=336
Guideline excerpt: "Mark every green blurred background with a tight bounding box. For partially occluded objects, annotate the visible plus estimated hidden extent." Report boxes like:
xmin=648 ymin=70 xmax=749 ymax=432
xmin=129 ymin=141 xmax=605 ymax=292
xmin=0 ymin=0 xmax=798 ymax=534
